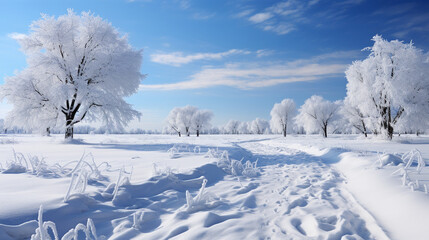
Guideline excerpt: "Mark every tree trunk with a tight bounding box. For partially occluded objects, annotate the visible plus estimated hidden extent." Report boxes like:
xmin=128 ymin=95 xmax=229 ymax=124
xmin=65 ymin=113 xmax=74 ymax=139
xmin=178 ymin=132 xmax=181 ymax=137
xmin=322 ymin=123 xmax=328 ymax=138
xmin=197 ymin=129 xmax=200 ymax=137
xmin=46 ymin=127 xmax=51 ymax=136
xmin=361 ymin=120 xmax=368 ymax=137
xmin=65 ymin=125 xmax=73 ymax=139
xmin=283 ymin=124 xmax=287 ymax=137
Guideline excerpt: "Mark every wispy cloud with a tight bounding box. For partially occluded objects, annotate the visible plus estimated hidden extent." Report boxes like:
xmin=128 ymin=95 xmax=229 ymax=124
xmin=141 ymin=51 xmax=358 ymax=90
xmin=192 ymin=12 xmax=215 ymax=20
xmin=150 ymin=49 xmax=251 ymax=66
xmin=234 ymin=9 xmax=254 ymax=18
xmin=241 ymin=0 xmax=365 ymax=35
xmin=256 ymin=49 xmax=275 ymax=57
xmin=374 ymin=3 xmax=429 ymax=39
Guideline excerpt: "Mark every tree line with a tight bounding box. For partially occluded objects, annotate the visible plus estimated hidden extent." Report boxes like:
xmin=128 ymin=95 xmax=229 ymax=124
xmin=0 ymin=11 xmax=428 ymax=140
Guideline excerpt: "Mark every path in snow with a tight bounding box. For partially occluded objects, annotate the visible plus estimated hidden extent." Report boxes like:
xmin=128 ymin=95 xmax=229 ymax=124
xmin=110 ymin=140 xmax=389 ymax=239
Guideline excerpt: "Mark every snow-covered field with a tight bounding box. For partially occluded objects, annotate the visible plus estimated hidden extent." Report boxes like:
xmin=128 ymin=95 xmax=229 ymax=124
xmin=0 ymin=134 xmax=428 ymax=240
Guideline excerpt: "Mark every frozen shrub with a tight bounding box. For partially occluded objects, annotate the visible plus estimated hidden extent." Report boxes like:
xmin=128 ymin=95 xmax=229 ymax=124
xmin=167 ymin=146 xmax=179 ymax=158
xmin=242 ymin=160 xmax=259 ymax=178
xmin=185 ymin=179 xmax=218 ymax=212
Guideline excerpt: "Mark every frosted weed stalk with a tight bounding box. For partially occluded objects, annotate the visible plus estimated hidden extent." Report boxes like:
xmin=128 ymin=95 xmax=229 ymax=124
xmin=31 ymin=205 xmax=97 ymax=240
xmin=391 ymin=149 xmax=428 ymax=193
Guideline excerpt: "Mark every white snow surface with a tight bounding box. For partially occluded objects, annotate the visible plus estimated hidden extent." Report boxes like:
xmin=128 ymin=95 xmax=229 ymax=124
xmin=0 ymin=134 xmax=428 ymax=239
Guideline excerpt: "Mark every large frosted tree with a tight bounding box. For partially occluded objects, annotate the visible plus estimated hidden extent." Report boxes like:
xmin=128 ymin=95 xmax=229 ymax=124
xmin=295 ymin=95 xmax=340 ymax=138
xmin=270 ymin=99 xmax=296 ymax=137
xmin=345 ymin=35 xmax=429 ymax=139
xmin=0 ymin=10 xmax=143 ymax=138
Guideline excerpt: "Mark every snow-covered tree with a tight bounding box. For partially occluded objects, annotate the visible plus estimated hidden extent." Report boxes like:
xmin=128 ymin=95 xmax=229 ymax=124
xmin=238 ymin=121 xmax=250 ymax=134
xmin=166 ymin=106 xmax=212 ymax=137
xmin=177 ymin=106 xmax=197 ymax=136
xmin=339 ymin=104 xmax=370 ymax=137
xmin=166 ymin=107 xmax=182 ymax=137
xmin=270 ymin=99 xmax=296 ymax=137
xmin=345 ymin=35 xmax=429 ymax=139
xmin=0 ymin=119 xmax=4 ymax=133
xmin=192 ymin=109 xmax=213 ymax=137
xmin=224 ymin=120 xmax=240 ymax=134
xmin=0 ymin=10 xmax=143 ymax=139
xmin=250 ymin=118 xmax=270 ymax=134
xmin=295 ymin=95 xmax=340 ymax=138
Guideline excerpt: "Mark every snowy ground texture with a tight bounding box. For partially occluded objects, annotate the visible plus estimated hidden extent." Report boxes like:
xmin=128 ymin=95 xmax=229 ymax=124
xmin=0 ymin=134 xmax=429 ymax=240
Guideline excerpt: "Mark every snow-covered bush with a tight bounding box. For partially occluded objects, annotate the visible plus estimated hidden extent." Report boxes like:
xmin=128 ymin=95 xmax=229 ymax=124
xmin=204 ymin=148 xmax=223 ymax=159
xmin=241 ymin=160 xmax=259 ymax=178
xmin=3 ymin=150 xmax=60 ymax=176
xmin=210 ymin=149 xmax=260 ymax=177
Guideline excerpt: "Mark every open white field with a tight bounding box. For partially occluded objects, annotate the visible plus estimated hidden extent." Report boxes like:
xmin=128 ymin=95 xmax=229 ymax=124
xmin=0 ymin=134 xmax=428 ymax=240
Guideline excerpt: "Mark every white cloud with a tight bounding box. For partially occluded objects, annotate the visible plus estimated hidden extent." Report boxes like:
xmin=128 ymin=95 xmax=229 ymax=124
xmin=249 ymin=12 xmax=273 ymax=23
xmin=150 ymin=49 xmax=251 ymax=66
xmin=141 ymin=51 xmax=354 ymax=91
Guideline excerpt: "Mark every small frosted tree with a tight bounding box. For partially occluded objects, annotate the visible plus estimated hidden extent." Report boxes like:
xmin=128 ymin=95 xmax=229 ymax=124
xmin=166 ymin=107 xmax=182 ymax=137
xmin=270 ymin=99 xmax=296 ymax=137
xmin=238 ymin=121 xmax=250 ymax=134
xmin=177 ymin=106 xmax=197 ymax=136
xmin=345 ymin=35 xmax=429 ymax=139
xmin=0 ymin=10 xmax=143 ymax=139
xmin=224 ymin=120 xmax=240 ymax=134
xmin=295 ymin=95 xmax=340 ymax=138
xmin=340 ymin=105 xmax=370 ymax=137
xmin=250 ymin=118 xmax=270 ymax=134
xmin=192 ymin=109 xmax=213 ymax=137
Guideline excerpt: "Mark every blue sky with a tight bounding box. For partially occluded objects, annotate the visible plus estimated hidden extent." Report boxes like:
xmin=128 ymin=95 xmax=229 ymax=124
xmin=1 ymin=0 xmax=429 ymax=130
